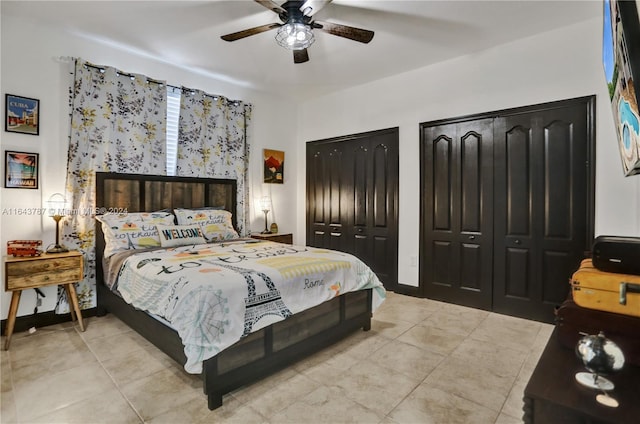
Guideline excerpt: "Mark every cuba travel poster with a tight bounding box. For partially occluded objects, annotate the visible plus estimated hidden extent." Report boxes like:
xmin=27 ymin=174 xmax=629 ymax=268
xmin=5 ymin=94 xmax=39 ymax=135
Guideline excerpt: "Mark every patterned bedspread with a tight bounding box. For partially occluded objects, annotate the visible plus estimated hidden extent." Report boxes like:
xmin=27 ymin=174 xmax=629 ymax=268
xmin=113 ymin=239 xmax=386 ymax=373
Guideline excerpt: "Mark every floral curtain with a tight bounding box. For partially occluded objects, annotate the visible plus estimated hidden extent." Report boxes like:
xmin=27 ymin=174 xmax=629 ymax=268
xmin=176 ymin=88 xmax=252 ymax=236
xmin=59 ymin=58 xmax=167 ymax=312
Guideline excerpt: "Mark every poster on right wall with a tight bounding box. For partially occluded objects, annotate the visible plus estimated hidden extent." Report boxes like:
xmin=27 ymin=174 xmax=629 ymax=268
xmin=603 ymin=0 xmax=640 ymax=176
xmin=263 ymin=149 xmax=284 ymax=184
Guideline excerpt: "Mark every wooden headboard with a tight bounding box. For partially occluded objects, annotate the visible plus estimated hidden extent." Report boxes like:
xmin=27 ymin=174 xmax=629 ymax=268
xmin=94 ymin=172 xmax=238 ymax=284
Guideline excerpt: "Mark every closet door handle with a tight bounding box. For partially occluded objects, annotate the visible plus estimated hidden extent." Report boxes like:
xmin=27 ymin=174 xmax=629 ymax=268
xmin=514 ymin=239 xmax=521 ymax=245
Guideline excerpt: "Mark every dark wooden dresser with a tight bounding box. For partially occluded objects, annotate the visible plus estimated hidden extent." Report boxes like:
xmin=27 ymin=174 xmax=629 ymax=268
xmin=523 ymin=328 xmax=640 ymax=423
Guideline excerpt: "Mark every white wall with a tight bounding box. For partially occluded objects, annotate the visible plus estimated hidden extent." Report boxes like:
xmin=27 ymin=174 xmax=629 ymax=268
xmin=296 ymin=17 xmax=640 ymax=288
xmin=0 ymin=15 xmax=299 ymax=319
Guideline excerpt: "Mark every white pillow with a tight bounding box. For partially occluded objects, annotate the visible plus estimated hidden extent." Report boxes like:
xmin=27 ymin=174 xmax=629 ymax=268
xmin=156 ymin=224 xmax=206 ymax=247
xmin=174 ymin=208 xmax=239 ymax=242
xmin=96 ymin=211 xmax=175 ymax=257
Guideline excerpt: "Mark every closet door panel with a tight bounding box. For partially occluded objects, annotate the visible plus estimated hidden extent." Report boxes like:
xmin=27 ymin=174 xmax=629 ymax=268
xmin=421 ymin=119 xmax=493 ymax=309
xmin=307 ymin=128 xmax=399 ymax=290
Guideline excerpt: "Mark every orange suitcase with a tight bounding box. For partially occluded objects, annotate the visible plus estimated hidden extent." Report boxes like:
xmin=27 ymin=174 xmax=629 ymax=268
xmin=571 ymin=259 xmax=640 ymax=317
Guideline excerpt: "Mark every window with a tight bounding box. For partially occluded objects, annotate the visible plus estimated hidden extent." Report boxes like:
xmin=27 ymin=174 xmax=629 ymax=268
xmin=166 ymin=88 xmax=181 ymax=176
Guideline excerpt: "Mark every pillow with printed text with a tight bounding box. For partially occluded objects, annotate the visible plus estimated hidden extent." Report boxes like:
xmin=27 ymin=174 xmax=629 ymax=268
xmin=96 ymin=211 xmax=175 ymax=257
xmin=156 ymin=224 xmax=206 ymax=247
xmin=173 ymin=208 xmax=239 ymax=242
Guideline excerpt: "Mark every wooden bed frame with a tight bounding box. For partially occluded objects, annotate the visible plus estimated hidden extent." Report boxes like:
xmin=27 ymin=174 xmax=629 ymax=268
xmin=94 ymin=172 xmax=373 ymax=410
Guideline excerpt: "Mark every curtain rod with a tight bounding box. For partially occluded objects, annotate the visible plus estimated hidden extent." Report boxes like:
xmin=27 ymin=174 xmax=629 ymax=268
xmin=54 ymin=56 xmax=244 ymax=105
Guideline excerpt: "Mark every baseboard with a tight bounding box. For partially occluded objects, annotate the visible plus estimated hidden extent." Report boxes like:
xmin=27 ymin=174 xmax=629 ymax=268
xmin=393 ymin=283 xmax=423 ymax=297
xmin=1 ymin=307 xmax=97 ymax=335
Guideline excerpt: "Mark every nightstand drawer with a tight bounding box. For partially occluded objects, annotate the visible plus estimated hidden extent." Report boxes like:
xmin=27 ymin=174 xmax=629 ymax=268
xmin=5 ymin=255 xmax=83 ymax=290
xmin=7 ymin=268 xmax=82 ymax=290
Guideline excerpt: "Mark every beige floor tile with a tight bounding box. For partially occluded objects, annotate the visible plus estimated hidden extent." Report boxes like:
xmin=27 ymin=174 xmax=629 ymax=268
xmin=230 ymin=366 xmax=298 ymax=404
xmin=84 ymin=329 xmax=154 ymax=362
xmin=337 ymin=330 xmax=393 ymax=359
xmin=369 ymin=339 xmax=445 ymax=381
xmin=28 ymin=387 xmax=141 ymax=423
xmin=500 ymin=374 xmax=528 ymax=420
xmin=424 ymin=356 xmax=516 ymax=412
xmin=388 ymin=385 xmax=499 ymax=424
xmin=450 ymin=338 xmax=528 ymax=379
xmin=370 ymin=316 xmax=415 ymax=339
xmin=9 ymin=329 xmax=97 ymax=384
xmin=78 ymin=314 xmax=133 ymax=341
xmin=13 ymin=362 xmax=115 ymax=422
xmin=423 ymin=308 xmax=489 ymax=337
xmin=494 ymin=412 xmax=523 ymax=424
xmin=397 ymin=324 xmax=467 ymax=356
xmin=469 ymin=313 xmax=542 ymax=353
xmin=119 ymin=368 xmax=202 ymax=421
xmin=270 ymin=385 xmax=384 ymax=424
xmin=298 ymin=349 xmax=361 ymax=386
xmin=0 ymin=388 xmax=17 ymax=424
xmin=101 ymin=344 xmax=177 ymax=387
xmin=373 ymin=300 xmax=438 ymax=325
xmin=333 ymin=360 xmax=422 ymax=416
xmin=147 ymin=393 xmax=267 ymax=424
xmin=242 ymin=372 xmax=322 ymax=418
xmin=1 ymin=350 xmax=13 ymax=393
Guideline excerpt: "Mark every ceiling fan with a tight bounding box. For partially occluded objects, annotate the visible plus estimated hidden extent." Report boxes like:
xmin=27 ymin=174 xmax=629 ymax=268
xmin=221 ymin=0 xmax=374 ymax=64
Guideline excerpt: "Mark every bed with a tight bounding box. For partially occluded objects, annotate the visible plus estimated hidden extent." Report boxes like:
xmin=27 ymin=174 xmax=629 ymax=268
xmin=94 ymin=172 xmax=384 ymax=410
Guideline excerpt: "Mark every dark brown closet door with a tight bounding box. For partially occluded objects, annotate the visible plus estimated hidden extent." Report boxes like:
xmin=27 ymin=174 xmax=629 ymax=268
xmin=307 ymin=128 xmax=399 ymax=290
xmin=493 ymin=103 xmax=590 ymax=322
xmin=347 ymin=129 xmax=399 ymax=289
xmin=421 ymin=119 xmax=494 ymax=309
xmin=306 ymin=144 xmax=349 ymax=252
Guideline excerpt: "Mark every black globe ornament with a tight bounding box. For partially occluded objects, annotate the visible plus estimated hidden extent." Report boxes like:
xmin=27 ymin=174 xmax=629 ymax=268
xmin=575 ymin=331 xmax=625 ymax=391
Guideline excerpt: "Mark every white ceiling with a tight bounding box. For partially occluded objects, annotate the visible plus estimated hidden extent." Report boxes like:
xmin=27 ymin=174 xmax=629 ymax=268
xmin=2 ymin=0 xmax=602 ymax=100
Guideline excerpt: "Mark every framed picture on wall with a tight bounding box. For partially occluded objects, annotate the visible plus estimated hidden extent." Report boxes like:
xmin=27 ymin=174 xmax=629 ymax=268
xmin=4 ymin=151 xmax=39 ymax=189
xmin=603 ymin=0 xmax=640 ymax=176
xmin=264 ymin=149 xmax=284 ymax=184
xmin=5 ymin=94 xmax=40 ymax=135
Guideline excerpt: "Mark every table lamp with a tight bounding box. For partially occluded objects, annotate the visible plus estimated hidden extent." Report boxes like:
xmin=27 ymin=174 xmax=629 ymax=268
xmin=260 ymin=196 xmax=272 ymax=234
xmin=46 ymin=193 xmax=69 ymax=253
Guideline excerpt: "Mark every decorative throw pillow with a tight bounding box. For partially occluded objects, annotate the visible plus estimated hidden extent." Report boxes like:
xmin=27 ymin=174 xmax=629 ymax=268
xmin=96 ymin=211 xmax=175 ymax=257
xmin=156 ymin=224 xmax=206 ymax=247
xmin=174 ymin=208 xmax=239 ymax=242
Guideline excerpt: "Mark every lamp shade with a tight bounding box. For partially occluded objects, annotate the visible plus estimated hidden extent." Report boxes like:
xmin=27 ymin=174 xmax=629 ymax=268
xmin=260 ymin=196 xmax=272 ymax=212
xmin=47 ymin=193 xmax=67 ymax=217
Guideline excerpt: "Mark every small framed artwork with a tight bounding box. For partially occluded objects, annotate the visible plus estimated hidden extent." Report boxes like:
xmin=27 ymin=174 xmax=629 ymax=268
xmin=4 ymin=151 xmax=39 ymax=189
xmin=264 ymin=149 xmax=284 ymax=184
xmin=5 ymin=94 xmax=40 ymax=135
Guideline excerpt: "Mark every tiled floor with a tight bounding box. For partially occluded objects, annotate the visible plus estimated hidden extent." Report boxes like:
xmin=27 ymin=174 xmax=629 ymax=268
xmin=1 ymin=292 xmax=553 ymax=423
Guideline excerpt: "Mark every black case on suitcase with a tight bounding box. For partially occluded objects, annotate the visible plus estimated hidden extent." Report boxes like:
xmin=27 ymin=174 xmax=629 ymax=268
xmin=555 ymin=297 xmax=640 ymax=365
xmin=592 ymin=235 xmax=640 ymax=275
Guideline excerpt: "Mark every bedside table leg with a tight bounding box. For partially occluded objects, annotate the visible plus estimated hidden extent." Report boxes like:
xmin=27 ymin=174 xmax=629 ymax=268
xmin=4 ymin=291 xmax=22 ymax=350
xmin=65 ymin=283 xmax=85 ymax=332
xmin=64 ymin=285 xmax=77 ymax=323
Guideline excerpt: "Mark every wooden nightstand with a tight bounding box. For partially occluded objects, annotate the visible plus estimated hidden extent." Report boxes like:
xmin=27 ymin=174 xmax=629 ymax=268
xmin=3 ymin=250 xmax=85 ymax=349
xmin=251 ymin=233 xmax=293 ymax=244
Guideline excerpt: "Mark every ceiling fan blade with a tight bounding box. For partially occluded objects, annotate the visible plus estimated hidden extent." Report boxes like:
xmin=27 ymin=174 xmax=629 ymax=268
xmin=293 ymin=49 xmax=309 ymax=64
xmin=299 ymin=0 xmax=332 ymax=17
xmin=221 ymin=23 xmax=282 ymax=42
xmin=254 ymin=0 xmax=287 ymax=15
xmin=313 ymin=20 xmax=374 ymax=43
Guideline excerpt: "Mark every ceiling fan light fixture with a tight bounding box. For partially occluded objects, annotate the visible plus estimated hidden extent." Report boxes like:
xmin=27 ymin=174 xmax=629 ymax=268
xmin=275 ymin=22 xmax=314 ymax=50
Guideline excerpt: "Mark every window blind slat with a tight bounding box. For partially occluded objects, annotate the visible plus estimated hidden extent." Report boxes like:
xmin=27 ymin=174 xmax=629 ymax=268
xmin=166 ymin=90 xmax=180 ymax=176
